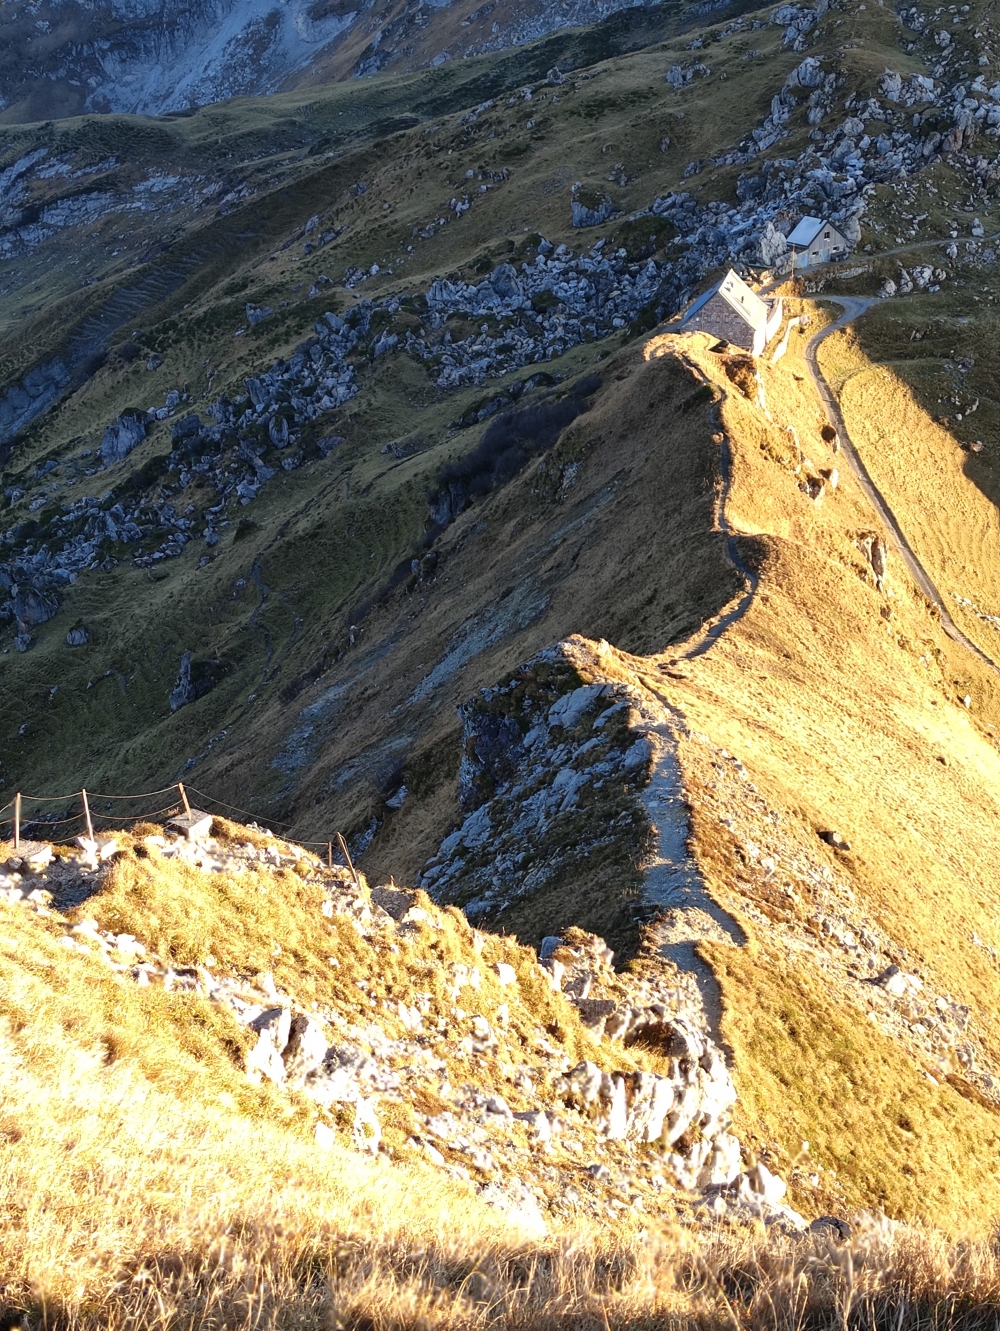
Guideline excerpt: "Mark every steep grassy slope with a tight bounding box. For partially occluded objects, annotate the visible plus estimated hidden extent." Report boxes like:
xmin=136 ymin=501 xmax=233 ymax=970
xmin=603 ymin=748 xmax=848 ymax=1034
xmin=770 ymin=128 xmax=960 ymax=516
xmin=359 ymin=305 xmax=1000 ymax=1231
xmin=0 ymin=0 xmax=920 ymax=814
xmin=0 ymin=824 xmax=667 ymax=1328
xmin=612 ymin=316 xmax=1000 ymax=1228
xmin=28 ymin=300 xmax=1000 ymax=1235
xmin=0 ymin=6 xmax=795 ymax=803
xmin=820 ymin=289 xmax=1000 ymax=669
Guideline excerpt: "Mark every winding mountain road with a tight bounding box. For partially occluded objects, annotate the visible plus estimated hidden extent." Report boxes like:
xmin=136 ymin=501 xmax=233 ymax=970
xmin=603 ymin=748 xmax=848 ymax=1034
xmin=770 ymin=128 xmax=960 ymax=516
xmin=804 ymin=297 xmax=1000 ymax=673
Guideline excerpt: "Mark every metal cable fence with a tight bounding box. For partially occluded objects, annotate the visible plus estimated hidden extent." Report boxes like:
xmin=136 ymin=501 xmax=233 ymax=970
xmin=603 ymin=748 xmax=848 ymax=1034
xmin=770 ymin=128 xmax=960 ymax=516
xmin=0 ymin=782 xmax=358 ymax=875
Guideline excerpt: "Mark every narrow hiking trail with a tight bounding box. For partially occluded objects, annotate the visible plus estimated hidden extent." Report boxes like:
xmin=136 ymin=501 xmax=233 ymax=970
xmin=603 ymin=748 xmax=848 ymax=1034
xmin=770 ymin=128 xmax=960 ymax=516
xmin=804 ymin=297 xmax=1000 ymax=674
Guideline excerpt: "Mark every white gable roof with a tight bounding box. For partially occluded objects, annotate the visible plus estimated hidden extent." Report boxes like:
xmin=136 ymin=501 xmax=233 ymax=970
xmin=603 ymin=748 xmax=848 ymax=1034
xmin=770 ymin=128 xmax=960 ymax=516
xmin=715 ymin=268 xmax=769 ymax=331
xmin=682 ymin=268 xmax=769 ymax=333
xmin=787 ymin=216 xmax=826 ymax=247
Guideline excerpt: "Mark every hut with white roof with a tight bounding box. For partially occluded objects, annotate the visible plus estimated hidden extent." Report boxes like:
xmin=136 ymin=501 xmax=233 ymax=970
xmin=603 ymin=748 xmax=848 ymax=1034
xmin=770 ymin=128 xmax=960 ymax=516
xmin=787 ymin=216 xmax=851 ymax=268
xmin=679 ymin=268 xmax=783 ymax=357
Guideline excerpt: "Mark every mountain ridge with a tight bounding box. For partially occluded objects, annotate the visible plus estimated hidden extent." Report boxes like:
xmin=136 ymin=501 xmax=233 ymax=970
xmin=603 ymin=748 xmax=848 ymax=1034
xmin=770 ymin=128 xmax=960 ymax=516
xmin=7 ymin=0 xmax=1000 ymax=1313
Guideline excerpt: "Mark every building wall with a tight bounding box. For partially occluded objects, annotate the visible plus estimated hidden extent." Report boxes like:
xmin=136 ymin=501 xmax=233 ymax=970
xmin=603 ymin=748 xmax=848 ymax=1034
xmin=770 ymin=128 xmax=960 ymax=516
xmin=685 ymin=292 xmax=756 ymax=352
xmin=764 ymin=297 xmax=783 ymax=343
xmin=795 ymin=226 xmax=849 ymax=268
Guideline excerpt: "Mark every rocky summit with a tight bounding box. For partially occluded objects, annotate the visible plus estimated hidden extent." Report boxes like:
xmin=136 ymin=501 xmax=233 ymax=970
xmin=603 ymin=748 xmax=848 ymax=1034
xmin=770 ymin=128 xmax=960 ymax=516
xmin=8 ymin=0 xmax=1000 ymax=1325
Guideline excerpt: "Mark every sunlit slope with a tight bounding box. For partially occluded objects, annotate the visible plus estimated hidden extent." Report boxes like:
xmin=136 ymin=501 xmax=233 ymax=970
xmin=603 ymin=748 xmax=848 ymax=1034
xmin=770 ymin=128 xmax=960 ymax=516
xmin=0 ymin=819 xmax=662 ymax=1327
xmin=821 ymin=306 xmax=1000 ymax=669
xmin=615 ymin=317 xmax=1000 ymax=1228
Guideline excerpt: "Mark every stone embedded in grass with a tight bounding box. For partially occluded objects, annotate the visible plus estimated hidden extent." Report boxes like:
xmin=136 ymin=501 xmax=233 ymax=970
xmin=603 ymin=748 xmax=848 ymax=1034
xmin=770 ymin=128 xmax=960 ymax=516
xmin=100 ymin=410 xmax=148 ymax=466
xmin=819 ymin=829 xmax=851 ymax=851
xmin=6 ymin=841 xmax=53 ymax=871
xmin=314 ymin=1121 xmax=336 ymax=1149
xmin=874 ymin=963 xmax=922 ymax=997
xmin=513 ymin=1110 xmax=552 ymax=1141
xmin=76 ymin=835 xmax=119 ymax=863
xmin=571 ymin=193 xmax=614 ymax=228
xmin=13 ymin=586 xmax=59 ymax=630
xmin=809 ymin=1214 xmax=853 ymax=1239
xmin=573 ymin=997 xmax=617 ymax=1029
xmin=0 ymin=811 xmax=804 ymax=1233
xmin=168 ymin=651 xmax=222 ymax=712
xmin=247 ymin=1006 xmax=292 ymax=1084
xmin=283 ymin=1013 xmax=329 ymax=1085
xmin=371 ymin=886 xmax=420 ymax=921
xmin=478 ymin=1180 xmax=547 ymax=1237
xmin=352 ymin=1097 xmax=382 ymax=1154
xmin=165 ymin=810 xmax=214 ymax=842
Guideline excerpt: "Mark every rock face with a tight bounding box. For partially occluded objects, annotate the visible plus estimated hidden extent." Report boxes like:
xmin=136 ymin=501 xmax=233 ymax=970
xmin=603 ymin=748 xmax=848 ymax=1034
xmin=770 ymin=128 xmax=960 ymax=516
xmin=758 ymin=220 xmax=789 ymax=267
xmin=0 ymin=358 xmax=71 ymax=446
xmin=13 ymin=586 xmax=59 ymax=632
xmin=571 ymin=194 xmax=615 ymax=228
xmin=168 ymin=651 xmax=221 ymax=712
xmin=859 ymin=532 xmax=888 ymax=589
xmin=2 ymin=0 xmax=358 ymax=117
xmin=100 ymin=412 xmax=148 ymax=467
xmin=0 ymin=0 xmax=693 ymax=119
xmin=556 ymin=1045 xmax=741 ymax=1189
xmin=420 ymin=646 xmax=657 ymax=922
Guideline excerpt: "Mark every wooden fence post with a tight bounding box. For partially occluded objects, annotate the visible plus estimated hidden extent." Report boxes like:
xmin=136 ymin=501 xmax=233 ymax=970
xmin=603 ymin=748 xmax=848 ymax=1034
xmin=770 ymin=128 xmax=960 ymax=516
xmin=13 ymin=793 xmax=20 ymax=850
xmin=336 ymin=832 xmax=360 ymax=888
xmin=327 ymin=841 xmax=332 ymax=869
xmin=81 ymin=789 xmax=94 ymax=842
xmin=178 ymin=783 xmax=191 ymax=816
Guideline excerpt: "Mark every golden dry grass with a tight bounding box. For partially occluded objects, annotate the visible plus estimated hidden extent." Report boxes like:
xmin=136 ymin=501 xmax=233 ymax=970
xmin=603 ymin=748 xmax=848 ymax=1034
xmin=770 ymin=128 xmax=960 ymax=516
xmin=12 ymin=299 xmax=1000 ymax=1324
xmin=74 ymin=826 xmax=622 ymax=1087
xmin=817 ymin=322 xmax=1000 ymax=666
xmin=0 ymin=856 xmax=668 ymax=1329
xmin=9 ymin=885 xmax=1000 ymax=1331
xmin=7 ymin=928 xmax=1000 ymax=1331
xmin=0 ymin=963 xmax=582 ymax=1330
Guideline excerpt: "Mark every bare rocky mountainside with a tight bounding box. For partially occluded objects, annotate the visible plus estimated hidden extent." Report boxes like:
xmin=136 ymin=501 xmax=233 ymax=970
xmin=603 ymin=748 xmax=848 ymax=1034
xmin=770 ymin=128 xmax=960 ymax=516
xmin=8 ymin=0 xmax=1000 ymax=1323
xmin=0 ymin=0 xmax=684 ymax=119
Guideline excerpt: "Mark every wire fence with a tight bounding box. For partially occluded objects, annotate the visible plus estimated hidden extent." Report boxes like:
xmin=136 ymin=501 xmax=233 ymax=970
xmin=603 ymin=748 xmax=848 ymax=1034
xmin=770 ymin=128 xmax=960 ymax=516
xmin=0 ymin=781 xmax=356 ymax=872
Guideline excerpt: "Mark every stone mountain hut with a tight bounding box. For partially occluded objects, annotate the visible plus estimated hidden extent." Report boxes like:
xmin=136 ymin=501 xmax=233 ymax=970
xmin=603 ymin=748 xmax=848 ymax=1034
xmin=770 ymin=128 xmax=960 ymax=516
xmin=679 ymin=269 xmax=783 ymax=357
xmin=786 ymin=215 xmax=850 ymax=268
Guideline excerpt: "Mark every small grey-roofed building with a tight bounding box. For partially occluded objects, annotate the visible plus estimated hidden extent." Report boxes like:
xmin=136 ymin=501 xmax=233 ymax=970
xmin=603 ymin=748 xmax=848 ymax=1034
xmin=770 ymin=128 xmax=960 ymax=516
xmin=787 ymin=215 xmax=851 ymax=267
xmin=679 ymin=268 xmax=783 ymax=357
